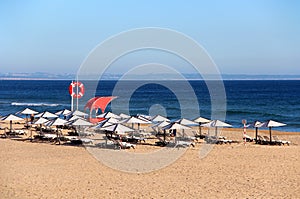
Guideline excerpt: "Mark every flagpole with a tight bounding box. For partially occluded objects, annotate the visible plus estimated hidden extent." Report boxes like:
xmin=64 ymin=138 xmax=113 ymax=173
xmin=71 ymin=81 xmax=74 ymax=111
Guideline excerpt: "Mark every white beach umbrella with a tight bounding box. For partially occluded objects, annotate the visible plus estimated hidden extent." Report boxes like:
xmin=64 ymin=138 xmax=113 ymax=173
xmin=20 ymin=108 xmax=38 ymax=115
xmin=175 ymin=118 xmax=198 ymax=126
xmin=193 ymin=116 xmax=210 ymax=136
xmin=70 ymin=118 xmax=93 ymax=126
xmin=162 ymin=122 xmax=191 ymax=138
xmin=45 ymin=118 xmax=67 ymax=127
xmin=151 ymin=114 xmax=170 ymax=122
xmin=202 ymin=120 xmax=232 ymax=136
xmin=104 ymin=117 xmax=119 ymax=124
xmin=34 ymin=117 xmax=49 ymax=125
xmin=137 ymin=114 xmax=152 ymax=121
xmin=119 ymin=113 xmax=130 ymax=119
xmin=246 ymin=121 xmax=262 ymax=142
xmin=94 ymin=120 xmax=114 ymax=129
xmin=35 ymin=111 xmax=58 ymax=119
xmin=1 ymin=114 xmax=24 ymax=132
xmin=121 ymin=116 xmax=152 ymax=130
xmin=260 ymin=120 xmax=286 ymax=142
xmin=68 ymin=115 xmax=84 ymax=122
xmin=97 ymin=112 xmax=121 ymax=119
xmin=69 ymin=110 xmax=88 ymax=117
xmin=19 ymin=108 xmax=38 ymax=124
xmin=101 ymin=123 xmax=134 ymax=135
xmin=45 ymin=118 xmax=67 ymax=144
xmin=55 ymin=109 xmax=72 ymax=117
xmin=34 ymin=117 xmax=49 ymax=135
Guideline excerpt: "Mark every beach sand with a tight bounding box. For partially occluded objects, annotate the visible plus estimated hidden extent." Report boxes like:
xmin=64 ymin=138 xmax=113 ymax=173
xmin=0 ymin=122 xmax=299 ymax=198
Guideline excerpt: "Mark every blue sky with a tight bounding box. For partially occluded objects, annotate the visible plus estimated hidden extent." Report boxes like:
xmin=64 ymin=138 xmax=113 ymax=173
xmin=0 ymin=0 xmax=299 ymax=75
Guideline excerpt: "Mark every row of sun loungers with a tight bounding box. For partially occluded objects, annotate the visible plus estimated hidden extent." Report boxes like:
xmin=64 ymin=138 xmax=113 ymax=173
xmin=257 ymin=135 xmax=290 ymax=145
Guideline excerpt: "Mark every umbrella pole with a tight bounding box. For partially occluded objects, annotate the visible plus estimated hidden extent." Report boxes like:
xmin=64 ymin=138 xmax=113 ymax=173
xmin=163 ymin=129 xmax=166 ymax=141
xmin=198 ymin=123 xmax=202 ymax=137
xmin=269 ymin=127 xmax=272 ymax=143
xmin=255 ymin=127 xmax=258 ymax=144
xmin=215 ymin=127 xmax=217 ymax=136
xmin=10 ymin=120 xmax=12 ymax=132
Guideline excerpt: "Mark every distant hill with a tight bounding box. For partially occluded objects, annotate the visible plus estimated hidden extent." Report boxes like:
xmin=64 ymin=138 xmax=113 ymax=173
xmin=0 ymin=72 xmax=299 ymax=80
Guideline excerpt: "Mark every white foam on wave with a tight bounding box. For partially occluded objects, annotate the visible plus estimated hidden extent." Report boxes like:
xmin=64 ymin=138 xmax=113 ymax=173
xmin=11 ymin=102 xmax=61 ymax=107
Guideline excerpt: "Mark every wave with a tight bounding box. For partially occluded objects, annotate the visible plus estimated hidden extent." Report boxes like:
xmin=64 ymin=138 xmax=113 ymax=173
xmin=11 ymin=102 xmax=61 ymax=107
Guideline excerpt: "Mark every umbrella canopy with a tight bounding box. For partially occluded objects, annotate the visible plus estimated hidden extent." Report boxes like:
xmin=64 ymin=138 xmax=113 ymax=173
xmin=45 ymin=118 xmax=67 ymax=127
xmin=55 ymin=109 xmax=72 ymax=116
xmin=101 ymin=123 xmax=134 ymax=135
xmin=35 ymin=111 xmax=58 ymax=119
xmin=137 ymin=114 xmax=152 ymax=121
xmin=69 ymin=110 xmax=88 ymax=117
xmin=193 ymin=116 xmax=210 ymax=136
xmin=119 ymin=113 xmax=130 ymax=119
xmin=261 ymin=120 xmax=286 ymax=142
xmin=162 ymin=122 xmax=191 ymax=130
xmin=94 ymin=120 xmax=114 ymax=129
xmin=68 ymin=115 xmax=84 ymax=122
xmin=202 ymin=120 xmax=232 ymax=128
xmin=1 ymin=114 xmax=24 ymax=131
xmin=152 ymin=120 xmax=171 ymax=129
xmin=246 ymin=121 xmax=262 ymax=143
xmin=194 ymin=117 xmax=210 ymax=123
xmin=122 ymin=116 xmax=152 ymax=124
xmin=175 ymin=118 xmax=198 ymax=126
xmin=70 ymin=118 xmax=93 ymax=126
xmin=202 ymin=120 xmax=232 ymax=136
xmin=151 ymin=114 xmax=170 ymax=122
xmin=20 ymin=108 xmax=38 ymax=115
xmin=34 ymin=117 xmax=49 ymax=125
xmin=104 ymin=117 xmax=119 ymax=124
xmin=97 ymin=112 xmax=121 ymax=119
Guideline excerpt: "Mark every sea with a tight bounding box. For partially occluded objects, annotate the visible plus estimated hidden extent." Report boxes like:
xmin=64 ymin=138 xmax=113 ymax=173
xmin=0 ymin=80 xmax=299 ymax=132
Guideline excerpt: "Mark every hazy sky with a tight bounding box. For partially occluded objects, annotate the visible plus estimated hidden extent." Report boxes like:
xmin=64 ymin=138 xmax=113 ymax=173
xmin=1 ymin=0 xmax=299 ymax=75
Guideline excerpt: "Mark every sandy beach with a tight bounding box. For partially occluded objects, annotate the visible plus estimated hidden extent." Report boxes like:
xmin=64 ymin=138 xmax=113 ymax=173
xmin=0 ymin=121 xmax=299 ymax=199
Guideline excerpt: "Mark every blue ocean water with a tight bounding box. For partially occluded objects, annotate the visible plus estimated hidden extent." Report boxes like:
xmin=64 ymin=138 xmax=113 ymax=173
xmin=0 ymin=80 xmax=299 ymax=132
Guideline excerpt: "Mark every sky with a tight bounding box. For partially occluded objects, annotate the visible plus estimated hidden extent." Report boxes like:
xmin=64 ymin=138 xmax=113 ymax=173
xmin=0 ymin=0 xmax=299 ymax=75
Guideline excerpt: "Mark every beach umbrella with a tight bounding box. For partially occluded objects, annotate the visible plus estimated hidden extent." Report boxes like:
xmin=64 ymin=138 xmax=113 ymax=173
xmin=69 ymin=110 xmax=88 ymax=117
xmin=101 ymin=123 xmax=135 ymax=135
xmin=55 ymin=109 xmax=72 ymax=119
xmin=94 ymin=120 xmax=114 ymax=129
xmin=45 ymin=118 xmax=68 ymax=144
xmin=68 ymin=115 xmax=84 ymax=122
xmin=260 ymin=120 xmax=286 ymax=142
xmin=1 ymin=114 xmax=24 ymax=132
xmin=121 ymin=116 xmax=152 ymax=130
xmin=194 ymin=116 xmax=210 ymax=136
xmin=175 ymin=118 xmax=198 ymax=126
xmin=151 ymin=120 xmax=171 ymax=141
xmin=35 ymin=111 xmax=58 ymax=119
xmin=70 ymin=118 xmax=93 ymax=126
xmin=70 ymin=118 xmax=93 ymax=135
xmin=97 ymin=112 xmax=121 ymax=119
xmin=104 ymin=117 xmax=119 ymax=124
xmin=19 ymin=108 xmax=38 ymax=123
xmin=119 ymin=113 xmax=130 ymax=119
xmin=162 ymin=122 xmax=191 ymax=139
xmin=151 ymin=114 xmax=170 ymax=122
xmin=34 ymin=117 xmax=49 ymax=135
xmin=201 ymin=120 xmax=232 ymax=136
xmin=247 ymin=121 xmax=262 ymax=143
xmin=137 ymin=114 xmax=152 ymax=121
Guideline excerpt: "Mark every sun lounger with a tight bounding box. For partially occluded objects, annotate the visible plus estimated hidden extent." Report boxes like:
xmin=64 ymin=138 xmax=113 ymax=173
xmin=175 ymin=140 xmax=195 ymax=148
xmin=115 ymin=140 xmax=135 ymax=149
xmin=244 ymin=134 xmax=254 ymax=142
xmin=205 ymin=136 xmax=232 ymax=144
xmin=80 ymin=138 xmax=93 ymax=144
xmin=272 ymin=136 xmax=291 ymax=146
xmin=257 ymin=135 xmax=269 ymax=145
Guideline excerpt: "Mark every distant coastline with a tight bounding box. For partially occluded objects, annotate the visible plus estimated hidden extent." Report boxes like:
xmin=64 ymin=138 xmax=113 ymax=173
xmin=1 ymin=72 xmax=300 ymax=80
